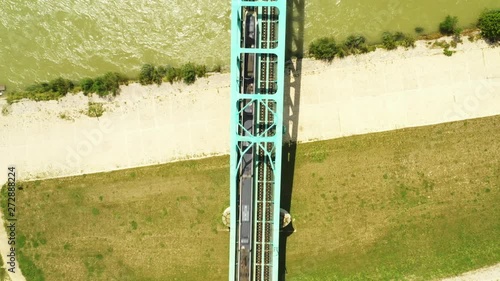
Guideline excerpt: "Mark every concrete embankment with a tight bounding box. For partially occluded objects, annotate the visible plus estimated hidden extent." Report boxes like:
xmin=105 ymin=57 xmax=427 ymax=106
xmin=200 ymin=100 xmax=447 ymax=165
xmin=0 ymin=37 xmax=499 ymax=183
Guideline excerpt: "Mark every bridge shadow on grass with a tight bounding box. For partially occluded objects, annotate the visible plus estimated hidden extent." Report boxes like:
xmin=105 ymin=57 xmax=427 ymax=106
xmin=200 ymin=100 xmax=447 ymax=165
xmin=280 ymin=0 xmax=305 ymax=280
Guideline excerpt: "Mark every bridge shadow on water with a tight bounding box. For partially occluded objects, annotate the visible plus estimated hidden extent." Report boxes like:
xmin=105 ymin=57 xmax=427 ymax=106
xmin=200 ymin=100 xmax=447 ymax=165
xmin=280 ymin=0 xmax=304 ymax=279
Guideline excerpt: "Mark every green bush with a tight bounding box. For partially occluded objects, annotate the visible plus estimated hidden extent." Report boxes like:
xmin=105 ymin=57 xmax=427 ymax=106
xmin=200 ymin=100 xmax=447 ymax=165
xmin=439 ymin=15 xmax=459 ymax=35
xmin=382 ymin=32 xmax=397 ymax=50
xmin=25 ymin=77 xmax=74 ymax=96
xmin=342 ymin=35 xmax=370 ymax=55
xmin=415 ymin=27 xmax=424 ymax=34
xmin=164 ymin=66 xmax=179 ymax=84
xmin=181 ymin=63 xmax=197 ymax=85
xmin=6 ymin=62 xmax=208 ymax=104
xmin=91 ymin=77 xmax=106 ymax=96
xmin=394 ymin=32 xmax=406 ymax=41
xmin=103 ymin=72 xmax=127 ymax=95
xmin=83 ymin=72 xmax=127 ymax=97
xmin=50 ymin=77 xmax=74 ymax=96
xmin=195 ymin=64 xmax=207 ymax=78
xmin=157 ymin=66 xmax=168 ymax=78
xmin=401 ymin=36 xmax=416 ymax=48
xmin=443 ymin=49 xmax=455 ymax=56
xmin=344 ymin=35 xmax=366 ymax=50
xmin=80 ymin=78 xmax=94 ymax=95
xmin=478 ymin=9 xmax=500 ymax=42
xmin=381 ymin=32 xmax=415 ymax=50
xmin=139 ymin=64 xmax=155 ymax=85
xmin=152 ymin=68 xmax=163 ymax=85
xmin=308 ymin=37 xmax=338 ymax=61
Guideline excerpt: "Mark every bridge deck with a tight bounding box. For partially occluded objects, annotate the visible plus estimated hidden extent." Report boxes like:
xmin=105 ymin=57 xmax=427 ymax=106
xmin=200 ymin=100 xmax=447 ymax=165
xmin=229 ymin=0 xmax=287 ymax=280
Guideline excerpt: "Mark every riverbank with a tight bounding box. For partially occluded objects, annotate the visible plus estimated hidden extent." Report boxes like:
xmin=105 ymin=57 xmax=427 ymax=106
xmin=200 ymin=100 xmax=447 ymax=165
xmin=3 ymin=114 xmax=499 ymax=281
xmin=0 ymin=35 xmax=499 ymax=183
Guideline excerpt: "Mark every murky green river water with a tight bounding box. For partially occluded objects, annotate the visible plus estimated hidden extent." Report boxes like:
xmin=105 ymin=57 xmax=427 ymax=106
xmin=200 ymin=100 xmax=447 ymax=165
xmin=0 ymin=0 xmax=498 ymax=90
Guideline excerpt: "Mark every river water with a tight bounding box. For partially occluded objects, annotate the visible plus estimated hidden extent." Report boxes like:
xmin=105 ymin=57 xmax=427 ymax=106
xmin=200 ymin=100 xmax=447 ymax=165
xmin=0 ymin=0 xmax=498 ymax=90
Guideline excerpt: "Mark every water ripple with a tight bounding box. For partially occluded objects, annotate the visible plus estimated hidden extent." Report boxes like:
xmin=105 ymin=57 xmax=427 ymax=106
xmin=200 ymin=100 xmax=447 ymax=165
xmin=0 ymin=0 xmax=497 ymax=90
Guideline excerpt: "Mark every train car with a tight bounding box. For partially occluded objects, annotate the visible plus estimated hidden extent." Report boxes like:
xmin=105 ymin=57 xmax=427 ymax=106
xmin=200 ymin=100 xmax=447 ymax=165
xmin=237 ymin=6 xmax=258 ymax=281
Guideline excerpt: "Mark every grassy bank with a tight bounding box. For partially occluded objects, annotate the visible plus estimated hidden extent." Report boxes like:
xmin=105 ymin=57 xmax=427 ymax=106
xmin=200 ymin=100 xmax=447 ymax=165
xmin=2 ymin=115 xmax=500 ymax=280
xmin=4 ymin=63 xmax=218 ymax=105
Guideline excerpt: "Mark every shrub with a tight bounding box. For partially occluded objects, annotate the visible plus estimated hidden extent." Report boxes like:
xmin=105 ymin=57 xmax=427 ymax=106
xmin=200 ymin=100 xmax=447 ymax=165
xmin=381 ymin=32 xmax=416 ymax=50
xmin=477 ymin=9 xmax=500 ymax=42
xmin=91 ymin=77 xmax=106 ymax=97
xmin=164 ymin=66 xmax=179 ymax=84
xmin=102 ymin=72 xmax=127 ymax=95
xmin=80 ymin=78 xmax=94 ymax=95
xmin=195 ymin=64 xmax=207 ymax=78
xmin=25 ymin=77 xmax=74 ymax=96
xmin=433 ymin=40 xmax=451 ymax=49
xmin=342 ymin=35 xmax=368 ymax=55
xmin=382 ymin=32 xmax=397 ymax=50
xmin=87 ymin=102 xmax=105 ymax=118
xmin=394 ymin=32 xmax=406 ymax=42
xmin=415 ymin=27 xmax=424 ymax=34
xmin=139 ymin=64 xmax=155 ymax=85
xmin=181 ymin=63 xmax=197 ymax=85
xmin=152 ymin=68 xmax=163 ymax=85
xmin=344 ymin=35 xmax=366 ymax=50
xmin=443 ymin=49 xmax=455 ymax=56
xmin=439 ymin=15 xmax=459 ymax=35
xmin=308 ymin=37 xmax=338 ymax=61
xmin=211 ymin=64 xmax=222 ymax=73
xmin=402 ymin=36 xmax=416 ymax=48
xmin=157 ymin=66 xmax=167 ymax=78
xmin=49 ymin=77 xmax=74 ymax=96
xmin=337 ymin=47 xmax=347 ymax=58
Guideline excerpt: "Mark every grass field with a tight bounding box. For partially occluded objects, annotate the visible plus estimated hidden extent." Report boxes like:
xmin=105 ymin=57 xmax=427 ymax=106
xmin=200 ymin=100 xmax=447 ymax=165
xmin=2 ymin=115 xmax=500 ymax=281
xmin=0 ymin=256 xmax=6 ymax=281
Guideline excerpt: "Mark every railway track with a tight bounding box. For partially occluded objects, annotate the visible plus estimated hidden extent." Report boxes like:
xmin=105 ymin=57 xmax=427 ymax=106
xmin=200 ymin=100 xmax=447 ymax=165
xmin=254 ymin=4 xmax=278 ymax=280
xmin=234 ymin=2 xmax=280 ymax=280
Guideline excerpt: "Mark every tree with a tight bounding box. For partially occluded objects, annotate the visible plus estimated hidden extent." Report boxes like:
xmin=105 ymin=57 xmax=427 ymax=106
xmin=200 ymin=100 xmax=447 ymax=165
xmin=478 ymin=9 xmax=500 ymax=43
xmin=439 ymin=15 xmax=459 ymax=35
xmin=308 ymin=37 xmax=338 ymax=61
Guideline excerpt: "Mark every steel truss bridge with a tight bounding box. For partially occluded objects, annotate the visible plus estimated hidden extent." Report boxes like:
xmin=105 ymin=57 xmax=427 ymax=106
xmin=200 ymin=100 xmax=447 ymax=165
xmin=229 ymin=0 xmax=287 ymax=280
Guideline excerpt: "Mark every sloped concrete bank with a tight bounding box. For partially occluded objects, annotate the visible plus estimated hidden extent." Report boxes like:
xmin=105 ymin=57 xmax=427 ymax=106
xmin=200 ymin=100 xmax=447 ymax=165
xmin=0 ymin=37 xmax=499 ymax=184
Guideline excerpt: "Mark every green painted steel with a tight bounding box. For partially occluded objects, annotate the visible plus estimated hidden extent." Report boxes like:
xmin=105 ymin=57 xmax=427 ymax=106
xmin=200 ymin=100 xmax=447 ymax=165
xmin=229 ymin=0 xmax=287 ymax=280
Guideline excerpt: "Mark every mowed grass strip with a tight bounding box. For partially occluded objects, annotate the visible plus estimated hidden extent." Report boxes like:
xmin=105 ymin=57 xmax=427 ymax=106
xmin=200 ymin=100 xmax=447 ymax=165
xmin=2 ymin=115 xmax=500 ymax=281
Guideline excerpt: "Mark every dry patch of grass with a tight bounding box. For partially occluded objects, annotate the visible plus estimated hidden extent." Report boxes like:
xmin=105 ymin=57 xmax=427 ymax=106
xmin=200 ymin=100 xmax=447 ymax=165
xmin=2 ymin=115 xmax=500 ymax=280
